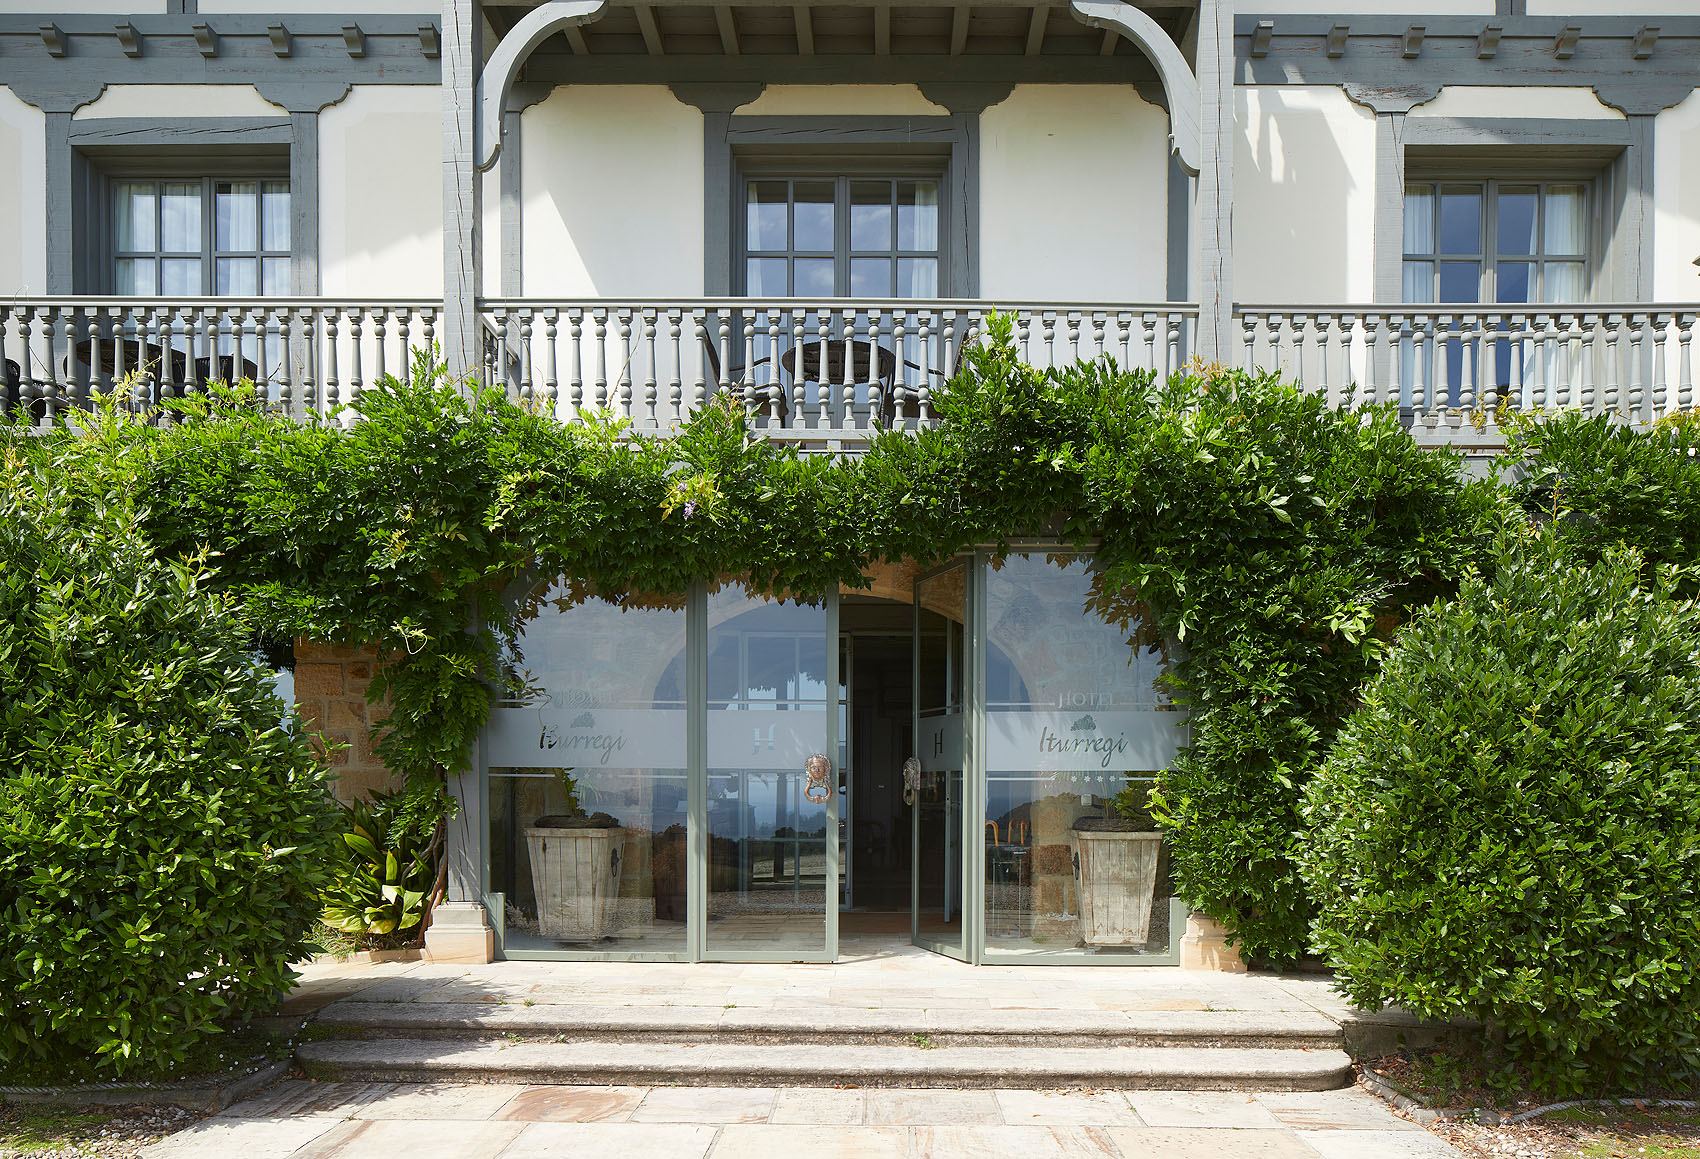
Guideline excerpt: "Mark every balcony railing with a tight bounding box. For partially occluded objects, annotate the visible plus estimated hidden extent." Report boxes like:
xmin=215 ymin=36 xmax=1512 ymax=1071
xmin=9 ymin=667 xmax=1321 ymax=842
xmin=478 ymin=298 xmax=1196 ymax=441
xmin=1238 ymin=304 xmax=1698 ymax=442
xmin=4 ymin=297 xmax=1695 ymax=444
xmin=0 ymin=297 xmax=441 ymax=428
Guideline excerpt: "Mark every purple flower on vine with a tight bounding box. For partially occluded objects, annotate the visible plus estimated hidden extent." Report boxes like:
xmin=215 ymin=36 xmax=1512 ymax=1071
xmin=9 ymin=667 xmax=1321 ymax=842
xmin=682 ymin=500 xmax=698 ymax=519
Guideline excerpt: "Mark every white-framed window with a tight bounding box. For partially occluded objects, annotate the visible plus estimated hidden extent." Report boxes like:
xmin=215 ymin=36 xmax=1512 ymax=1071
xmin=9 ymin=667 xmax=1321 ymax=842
xmin=112 ymin=178 xmax=290 ymax=297
xmin=1402 ymin=181 xmax=1589 ymax=306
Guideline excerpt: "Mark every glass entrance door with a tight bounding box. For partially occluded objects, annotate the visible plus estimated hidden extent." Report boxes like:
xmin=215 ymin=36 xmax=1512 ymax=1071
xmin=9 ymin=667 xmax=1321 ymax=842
xmin=911 ymin=561 xmax=970 ymax=960
xmin=703 ymin=583 xmax=839 ymax=962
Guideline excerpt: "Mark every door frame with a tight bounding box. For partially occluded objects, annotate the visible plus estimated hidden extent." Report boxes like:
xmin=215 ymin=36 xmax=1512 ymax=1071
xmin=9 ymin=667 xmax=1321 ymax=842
xmin=910 ymin=556 xmax=976 ymax=963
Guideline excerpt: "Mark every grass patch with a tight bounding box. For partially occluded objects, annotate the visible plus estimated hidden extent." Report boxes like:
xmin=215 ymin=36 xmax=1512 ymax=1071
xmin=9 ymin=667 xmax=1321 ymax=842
xmin=0 ymin=1106 xmax=109 ymax=1154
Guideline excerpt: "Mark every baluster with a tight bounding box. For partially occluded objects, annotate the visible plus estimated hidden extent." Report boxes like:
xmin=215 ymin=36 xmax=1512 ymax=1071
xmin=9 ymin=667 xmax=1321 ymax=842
xmin=324 ymin=308 xmax=343 ymax=420
xmin=1115 ymin=310 xmax=1132 ymax=369
xmin=1651 ymin=312 xmax=1671 ymax=421
xmin=0 ymin=306 xmax=10 ymax=418
xmin=569 ymin=308 xmax=586 ymax=417
xmin=742 ymin=309 xmax=758 ymax=420
xmin=1408 ymin=314 xmax=1428 ymax=424
xmin=371 ymin=308 xmax=388 ymax=387
xmin=519 ymin=308 xmax=536 ymax=407
xmin=1465 ymin=311 xmax=1484 ymax=417
xmin=1577 ymin=310 xmax=1604 ymax=414
xmin=1607 ymin=313 xmax=1629 ymax=416
xmin=667 ymin=307 xmax=683 ymax=425
xmin=815 ymin=309 xmax=832 ymax=428
xmin=789 ymin=308 xmax=806 ymax=428
xmin=1066 ymin=311 xmax=1082 ymax=364
xmin=19 ymin=308 xmax=41 ymax=426
xmin=689 ymin=308 xmax=708 ymax=417
xmin=273 ymin=308 xmax=292 ymax=417
xmin=617 ymin=308 xmax=634 ymax=420
xmin=347 ymin=308 xmax=364 ymax=411
xmin=867 ymin=309 xmax=888 ymax=428
xmin=840 ymin=309 xmax=858 ymax=431
xmin=416 ymin=307 xmax=431 ymax=378
xmin=891 ymin=309 xmax=908 ymax=426
xmin=645 ymin=308 xmax=660 ymax=426
xmin=1090 ymin=311 xmax=1107 ymax=365
xmin=1015 ymin=312 xmax=1032 ymax=367
xmin=1677 ymin=313 xmax=1695 ymax=413
xmin=543 ymin=308 xmax=560 ymax=418
xmin=1238 ymin=313 xmax=1257 ymax=373
xmin=1628 ymin=312 xmax=1646 ymax=421
xmin=396 ymin=310 xmax=412 ymax=385
xmin=594 ymin=308 xmax=611 ymax=411
xmin=300 ymin=309 xmax=318 ymax=418
xmin=1040 ymin=311 xmax=1057 ymax=371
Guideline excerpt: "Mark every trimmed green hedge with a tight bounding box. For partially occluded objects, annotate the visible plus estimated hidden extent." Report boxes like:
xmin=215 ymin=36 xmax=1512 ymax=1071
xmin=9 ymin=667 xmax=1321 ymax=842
xmin=0 ymin=429 xmax=341 ymax=1079
xmin=1301 ymin=535 xmax=1700 ymax=1094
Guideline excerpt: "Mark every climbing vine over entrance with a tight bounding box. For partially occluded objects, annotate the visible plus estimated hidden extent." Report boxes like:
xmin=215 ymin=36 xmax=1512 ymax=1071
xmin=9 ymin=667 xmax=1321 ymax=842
xmin=24 ymin=319 xmax=1501 ymax=963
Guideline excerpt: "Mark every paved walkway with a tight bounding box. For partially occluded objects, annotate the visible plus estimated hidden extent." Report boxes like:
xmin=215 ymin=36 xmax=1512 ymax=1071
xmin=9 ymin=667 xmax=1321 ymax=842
xmin=278 ymin=937 xmax=1376 ymax=1024
xmin=143 ymin=1079 xmax=1465 ymax=1158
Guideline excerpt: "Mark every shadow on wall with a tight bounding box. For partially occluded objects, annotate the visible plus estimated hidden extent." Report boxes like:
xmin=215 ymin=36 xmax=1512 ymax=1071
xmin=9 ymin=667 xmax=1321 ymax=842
xmin=1237 ymin=91 xmax=1362 ymax=314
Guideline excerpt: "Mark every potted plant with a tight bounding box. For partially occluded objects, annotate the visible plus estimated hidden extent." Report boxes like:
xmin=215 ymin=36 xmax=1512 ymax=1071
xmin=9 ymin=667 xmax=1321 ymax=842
xmin=1071 ymin=783 xmax=1164 ymax=946
xmin=524 ymin=771 xmax=625 ymax=942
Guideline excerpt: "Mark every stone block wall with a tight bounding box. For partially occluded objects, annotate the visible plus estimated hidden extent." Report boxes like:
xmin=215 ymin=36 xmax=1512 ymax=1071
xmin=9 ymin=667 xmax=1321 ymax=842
xmin=293 ymin=640 xmax=399 ymax=802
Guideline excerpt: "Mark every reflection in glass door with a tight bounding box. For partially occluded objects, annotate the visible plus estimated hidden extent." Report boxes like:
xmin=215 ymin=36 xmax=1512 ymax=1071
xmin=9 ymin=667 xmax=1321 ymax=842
xmin=705 ymin=584 xmax=838 ymax=961
xmin=912 ymin=562 xmax=969 ymax=960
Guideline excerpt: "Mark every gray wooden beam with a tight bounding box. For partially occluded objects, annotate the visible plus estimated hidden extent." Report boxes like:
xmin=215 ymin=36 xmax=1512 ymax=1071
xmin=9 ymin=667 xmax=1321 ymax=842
xmin=635 ymin=4 xmax=664 ymax=54
xmin=794 ymin=5 xmax=813 ymax=54
xmin=950 ymin=6 xmax=969 ymax=55
xmin=1025 ymin=6 xmax=1048 ymax=56
xmin=1099 ymin=28 xmax=1117 ymax=55
xmin=714 ymin=5 xmax=739 ymax=55
xmin=1371 ymin=112 xmax=1405 ymax=305
xmin=525 ymin=52 xmax=1160 ymax=86
xmin=1194 ymin=0 xmax=1232 ymax=362
xmin=874 ymin=4 xmax=890 ymax=55
xmin=115 ymin=22 xmax=142 ymax=57
xmin=44 ymin=112 xmax=72 ymax=293
xmin=563 ymin=23 xmax=589 ymax=52
xmin=289 ymin=110 xmax=319 ymax=294
xmin=442 ymin=0 xmax=482 ymax=383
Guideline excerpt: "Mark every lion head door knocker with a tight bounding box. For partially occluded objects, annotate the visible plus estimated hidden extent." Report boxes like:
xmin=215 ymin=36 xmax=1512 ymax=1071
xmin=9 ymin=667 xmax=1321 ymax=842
xmin=804 ymin=753 xmax=833 ymax=804
xmin=902 ymin=756 xmax=922 ymax=807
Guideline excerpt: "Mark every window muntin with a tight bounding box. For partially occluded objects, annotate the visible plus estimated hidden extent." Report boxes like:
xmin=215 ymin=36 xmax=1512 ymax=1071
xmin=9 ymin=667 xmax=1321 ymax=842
xmin=112 ymin=178 xmax=290 ymax=297
xmin=1403 ymin=181 xmax=1588 ymax=306
xmin=742 ymin=176 xmax=941 ymax=298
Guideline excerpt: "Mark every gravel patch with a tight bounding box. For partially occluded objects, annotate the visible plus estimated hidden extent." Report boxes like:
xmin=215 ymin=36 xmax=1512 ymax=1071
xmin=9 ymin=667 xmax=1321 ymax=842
xmin=0 ymin=1102 xmax=207 ymax=1158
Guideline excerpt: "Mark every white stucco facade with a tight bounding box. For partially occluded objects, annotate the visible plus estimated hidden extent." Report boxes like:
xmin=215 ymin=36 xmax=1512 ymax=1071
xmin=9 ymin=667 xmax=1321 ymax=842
xmin=519 ymin=86 xmax=705 ymax=298
xmin=1654 ymin=89 xmax=1700 ymax=303
xmin=979 ymin=85 xmax=1170 ymax=302
xmin=737 ymin=86 xmax=950 ymax=118
xmin=1409 ymin=87 xmax=1626 ymax=122
xmin=0 ymin=87 xmax=46 ymax=298
xmin=318 ymin=84 xmax=443 ymax=297
xmin=72 ymin=85 xmax=286 ymax=121
xmin=1234 ymin=84 xmax=1376 ymax=304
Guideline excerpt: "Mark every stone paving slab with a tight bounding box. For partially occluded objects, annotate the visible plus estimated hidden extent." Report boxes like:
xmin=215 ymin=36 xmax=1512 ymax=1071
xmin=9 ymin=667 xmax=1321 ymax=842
xmin=140 ymin=1081 xmax=1467 ymax=1158
xmin=295 ymin=1037 xmax=1356 ymax=1090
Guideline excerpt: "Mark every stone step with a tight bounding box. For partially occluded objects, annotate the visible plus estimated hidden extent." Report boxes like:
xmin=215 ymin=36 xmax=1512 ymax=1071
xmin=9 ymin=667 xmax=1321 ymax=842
xmin=295 ymin=1038 xmax=1356 ymax=1091
xmin=312 ymin=1001 xmax=1346 ymax=1051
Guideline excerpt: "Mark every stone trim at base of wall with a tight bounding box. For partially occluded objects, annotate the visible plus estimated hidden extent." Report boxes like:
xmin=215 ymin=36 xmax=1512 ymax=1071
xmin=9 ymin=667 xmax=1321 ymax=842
xmin=423 ymin=901 xmax=496 ymax=964
xmin=1179 ymin=912 xmax=1250 ymax=972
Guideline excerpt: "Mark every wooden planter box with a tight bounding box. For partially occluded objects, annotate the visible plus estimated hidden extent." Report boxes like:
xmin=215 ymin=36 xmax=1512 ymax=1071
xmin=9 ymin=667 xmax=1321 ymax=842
xmin=524 ymin=825 xmax=624 ymax=942
xmin=1074 ymin=830 xmax=1163 ymax=946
